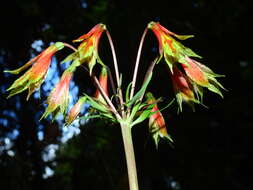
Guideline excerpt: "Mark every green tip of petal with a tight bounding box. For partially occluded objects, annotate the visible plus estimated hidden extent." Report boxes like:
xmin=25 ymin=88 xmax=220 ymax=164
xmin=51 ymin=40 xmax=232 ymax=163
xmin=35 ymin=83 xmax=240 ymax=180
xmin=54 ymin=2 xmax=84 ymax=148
xmin=164 ymin=134 xmax=174 ymax=143
xmin=147 ymin=21 xmax=156 ymax=29
xmin=4 ymin=70 xmax=15 ymax=74
xmin=54 ymin=42 xmax=65 ymax=50
xmin=174 ymin=34 xmax=194 ymax=40
xmin=4 ymin=69 xmax=23 ymax=75
xmin=99 ymin=23 xmax=106 ymax=30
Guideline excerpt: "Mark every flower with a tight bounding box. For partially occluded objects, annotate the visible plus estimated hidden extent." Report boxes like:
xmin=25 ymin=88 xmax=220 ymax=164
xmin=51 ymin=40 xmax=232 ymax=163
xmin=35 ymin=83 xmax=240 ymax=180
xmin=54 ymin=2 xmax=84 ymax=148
xmin=94 ymin=67 xmax=108 ymax=103
xmin=65 ymin=96 xmax=86 ymax=126
xmin=5 ymin=42 xmax=65 ymax=100
xmin=40 ymin=67 xmax=74 ymax=120
xmin=62 ymin=24 xmax=106 ymax=74
xmin=148 ymin=21 xmax=200 ymax=72
xmin=170 ymin=66 xmax=199 ymax=111
xmin=148 ymin=21 xmax=225 ymax=109
xmin=146 ymin=92 xmax=173 ymax=147
xmin=182 ymin=56 xmax=225 ymax=97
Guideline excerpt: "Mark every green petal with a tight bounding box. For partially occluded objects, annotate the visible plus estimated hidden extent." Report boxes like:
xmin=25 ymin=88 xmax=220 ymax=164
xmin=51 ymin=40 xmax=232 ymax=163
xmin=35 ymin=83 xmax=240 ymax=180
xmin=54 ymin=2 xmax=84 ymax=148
xmin=207 ymin=83 xmax=224 ymax=98
xmin=61 ymin=52 xmax=78 ymax=64
xmin=174 ymin=34 xmax=194 ymax=40
xmin=4 ymin=56 xmax=38 ymax=74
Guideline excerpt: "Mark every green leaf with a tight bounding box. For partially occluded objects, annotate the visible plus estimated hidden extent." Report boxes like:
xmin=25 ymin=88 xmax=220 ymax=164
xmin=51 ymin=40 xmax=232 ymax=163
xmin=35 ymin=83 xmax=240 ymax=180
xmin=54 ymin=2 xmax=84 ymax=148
xmin=125 ymin=82 xmax=132 ymax=103
xmin=100 ymin=113 xmax=116 ymax=122
xmin=128 ymin=103 xmax=141 ymax=122
xmin=85 ymin=94 xmax=110 ymax=113
xmin=126 ymin=72 xmax=153 ymax=107
xmin=130 ymin=105 xmax=154 ymax=127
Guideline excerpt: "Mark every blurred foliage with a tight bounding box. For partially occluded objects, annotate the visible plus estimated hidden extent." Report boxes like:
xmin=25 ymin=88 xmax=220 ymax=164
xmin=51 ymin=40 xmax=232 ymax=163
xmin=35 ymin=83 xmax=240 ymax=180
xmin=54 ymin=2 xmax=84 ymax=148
xmin=0 ymin=0 xmax=253 ymax=190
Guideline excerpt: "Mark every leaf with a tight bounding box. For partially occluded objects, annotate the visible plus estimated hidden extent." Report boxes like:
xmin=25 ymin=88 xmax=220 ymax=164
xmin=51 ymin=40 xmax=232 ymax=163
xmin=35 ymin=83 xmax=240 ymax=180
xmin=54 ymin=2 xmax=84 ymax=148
xmin=85 ymin=94 xmax=110 ymax=113
xmin=125 ymin=82 xmax=132 ymax=103
xmin=128 ymin=103 xmax=141 ymax=122
xmin=126 ymin=72 xmax=153 ymax=107
xmin=100 ymin=113 xmax=116 ymax=122
xmin=130 ymin=105 xmax=154 ymax=127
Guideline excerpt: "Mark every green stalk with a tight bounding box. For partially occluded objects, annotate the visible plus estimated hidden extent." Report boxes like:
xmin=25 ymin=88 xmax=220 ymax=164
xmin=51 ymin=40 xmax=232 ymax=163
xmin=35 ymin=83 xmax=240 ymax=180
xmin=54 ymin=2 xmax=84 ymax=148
xmin=120 ymin=122 xmax=139 ymax=190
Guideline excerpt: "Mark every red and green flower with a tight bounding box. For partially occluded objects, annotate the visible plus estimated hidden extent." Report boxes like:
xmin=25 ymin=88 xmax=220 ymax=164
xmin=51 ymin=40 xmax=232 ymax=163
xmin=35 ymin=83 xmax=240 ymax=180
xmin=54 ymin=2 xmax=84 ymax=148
xmin=170 ymin=66 xmax=199 ymax=111
xmin=40 ymin=66 xmax=74 ymax=120
xmin=5 ymin=42 xmax=64 ymax=100
xmin=182 ymin=56 xmax=225 ymax=97
xmin=148 ymin=21 xmax=225 ymax=109
xmin=146 ymin=92 xmax=173 ymax=147
xmin=148 ymin=21 xmax=199 ymax=72
xmin=94 ymin=67 xmax=109 ymax=103
xmin=62 ymin=24 xmax=106 ymax=74
xmin=66 ymin=96 xmax=86 ymax=126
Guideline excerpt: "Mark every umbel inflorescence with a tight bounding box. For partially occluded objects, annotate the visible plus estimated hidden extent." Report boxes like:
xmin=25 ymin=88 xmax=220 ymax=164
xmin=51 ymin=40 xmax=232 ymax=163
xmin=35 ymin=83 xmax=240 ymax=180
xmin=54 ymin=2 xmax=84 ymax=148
xmin=5 ymin=22 xmax=225 ymax=146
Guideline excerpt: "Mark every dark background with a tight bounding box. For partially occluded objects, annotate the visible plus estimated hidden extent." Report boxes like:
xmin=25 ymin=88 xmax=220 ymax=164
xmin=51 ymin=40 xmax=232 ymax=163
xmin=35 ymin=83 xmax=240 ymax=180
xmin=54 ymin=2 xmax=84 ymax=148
xmin=0 ymin=0 xmax=252 ymax=190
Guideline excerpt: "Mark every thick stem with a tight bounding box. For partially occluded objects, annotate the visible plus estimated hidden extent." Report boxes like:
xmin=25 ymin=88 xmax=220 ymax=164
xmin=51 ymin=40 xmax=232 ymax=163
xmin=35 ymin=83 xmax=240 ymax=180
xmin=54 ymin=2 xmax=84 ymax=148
xmin=120 ymin=123 xmax=139 ymax=190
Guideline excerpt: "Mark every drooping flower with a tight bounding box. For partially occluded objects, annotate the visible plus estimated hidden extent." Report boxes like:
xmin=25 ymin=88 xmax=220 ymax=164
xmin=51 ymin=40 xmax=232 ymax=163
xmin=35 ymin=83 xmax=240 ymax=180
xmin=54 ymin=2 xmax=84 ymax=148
xmin=62 ymin=24 xmax=106 ymax=74
xmin=170 ymin=66 xmax=199 ymax=111
xmin=94 ymin=67 xmax=108 ymax=104
xmin=40 ymin=65 xmax=75 ymax=120
xmin=148 ymin=21 xmax=225 ymax=109
xmin=182 ymin=56 xmax=225 ymax=97
xmin=146 ymin=92 xmax=173 ymax=147
xmin=65 ymin=96 xmax=86 ymax=126
xmin=148 ymin=21 xmax=200 ymax=72
xmin=5 ymin=42 xmax=65 ymax=100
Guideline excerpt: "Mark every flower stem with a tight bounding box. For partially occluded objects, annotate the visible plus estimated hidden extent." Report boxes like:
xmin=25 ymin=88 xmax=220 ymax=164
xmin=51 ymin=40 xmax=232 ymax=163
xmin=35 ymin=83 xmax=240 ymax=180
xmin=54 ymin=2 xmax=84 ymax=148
xmin=105 ymin=31 xmax=120 ymax=89
xmin=92 ymin=75 xmax=121 ymax=120
xmin=129 ymin=28 xmax=148 ymax=101
xmin=63 ymin=43 xmax=77 ymax=52
xmin=106 ymin=30 xmax=125 ymax=116
xmin=120 ymin=122 xmax=139 ymax=190
xmin=106 ymin=67 xmax=118 ymax=100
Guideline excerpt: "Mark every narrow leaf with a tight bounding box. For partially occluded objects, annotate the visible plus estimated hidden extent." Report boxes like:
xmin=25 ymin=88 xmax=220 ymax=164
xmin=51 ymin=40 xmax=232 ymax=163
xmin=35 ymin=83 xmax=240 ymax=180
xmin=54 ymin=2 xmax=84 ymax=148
xmin=126 ymin=72 xmax=153 ymax=107
xmin=125 ymin=82 xmax=132 ymax=103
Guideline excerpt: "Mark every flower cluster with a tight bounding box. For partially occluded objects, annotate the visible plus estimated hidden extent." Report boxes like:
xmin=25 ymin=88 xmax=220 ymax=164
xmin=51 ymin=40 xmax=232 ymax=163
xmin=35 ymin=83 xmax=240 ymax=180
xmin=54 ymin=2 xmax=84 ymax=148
xmin=6 ymin=24 xmax=107 ymax=120
xmin=148 ymin=21 xmax=225 ymax=110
